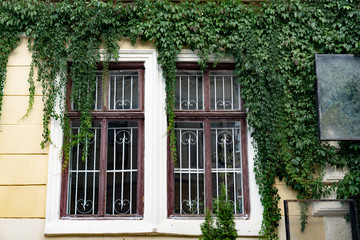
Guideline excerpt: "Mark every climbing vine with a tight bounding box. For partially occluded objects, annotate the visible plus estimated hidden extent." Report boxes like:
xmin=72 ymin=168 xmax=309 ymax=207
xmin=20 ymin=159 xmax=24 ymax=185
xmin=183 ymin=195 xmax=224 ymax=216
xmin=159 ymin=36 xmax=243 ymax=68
xmin=1 ymin=0 xmax=360 ymax=239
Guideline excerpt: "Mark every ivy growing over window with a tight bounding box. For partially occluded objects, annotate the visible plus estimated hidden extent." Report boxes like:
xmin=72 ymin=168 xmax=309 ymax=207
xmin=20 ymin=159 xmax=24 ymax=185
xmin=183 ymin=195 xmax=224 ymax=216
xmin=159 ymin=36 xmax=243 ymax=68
xmin=1 ymin=0 xmax=360 ymax=239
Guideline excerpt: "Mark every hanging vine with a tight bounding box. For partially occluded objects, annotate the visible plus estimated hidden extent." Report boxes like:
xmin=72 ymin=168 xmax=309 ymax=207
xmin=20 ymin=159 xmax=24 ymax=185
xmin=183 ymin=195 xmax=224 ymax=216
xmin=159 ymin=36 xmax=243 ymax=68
xmin=1 ymin=0 xmax=360 ymax=239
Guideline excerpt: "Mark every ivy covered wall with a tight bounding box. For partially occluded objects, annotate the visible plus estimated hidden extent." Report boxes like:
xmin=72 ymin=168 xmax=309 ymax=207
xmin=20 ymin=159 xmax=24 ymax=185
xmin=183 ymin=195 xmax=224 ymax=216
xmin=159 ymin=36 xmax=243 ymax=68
xmin=0 ymin=0 xmax=360 ymax=239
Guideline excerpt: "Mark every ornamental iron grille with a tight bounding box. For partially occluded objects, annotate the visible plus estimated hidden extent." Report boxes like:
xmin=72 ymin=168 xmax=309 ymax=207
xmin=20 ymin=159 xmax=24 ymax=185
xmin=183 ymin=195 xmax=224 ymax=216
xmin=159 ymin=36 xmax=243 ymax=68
xmin=63 ymin=64 xmax=144 ymax=217
xmin=170 ymin=64 xmax=249 ymax=217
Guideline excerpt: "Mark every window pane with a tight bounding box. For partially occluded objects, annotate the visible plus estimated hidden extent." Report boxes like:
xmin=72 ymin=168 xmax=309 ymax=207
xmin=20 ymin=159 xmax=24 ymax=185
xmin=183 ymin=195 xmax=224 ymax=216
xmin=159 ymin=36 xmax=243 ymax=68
xmin=210 ymin=71 xmax=241 ymax=110
xmin=71 ymin=73 xmax=103 ymax=111
xmin=94 ymin=73 xmax=103 ymax=110
xmin=106 ymin=121 xmax=138 ymax=215
xmin=211 ymin=121 xmax=243 ymax=214
xmin=109 ymin=71 xmax=139 ymax=110
xmin=175 ymin=71 xmax=203 ymax=110
xmin=174 ymin=122 xmax=205 ymax=214
xmin=67 ymin=121 xmax=101 ymax=215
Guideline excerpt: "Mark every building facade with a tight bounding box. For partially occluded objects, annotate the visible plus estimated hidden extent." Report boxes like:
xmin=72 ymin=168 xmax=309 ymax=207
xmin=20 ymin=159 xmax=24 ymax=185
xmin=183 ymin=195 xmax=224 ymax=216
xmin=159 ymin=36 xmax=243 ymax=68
xmin=0 ymin=36 xmax=347 ymax=240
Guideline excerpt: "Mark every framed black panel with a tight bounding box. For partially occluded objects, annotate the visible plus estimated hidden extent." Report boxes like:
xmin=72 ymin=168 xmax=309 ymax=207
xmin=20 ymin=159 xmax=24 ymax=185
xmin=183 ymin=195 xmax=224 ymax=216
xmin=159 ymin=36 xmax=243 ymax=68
xmin=316 ymin=54 xmax=360 ymax=140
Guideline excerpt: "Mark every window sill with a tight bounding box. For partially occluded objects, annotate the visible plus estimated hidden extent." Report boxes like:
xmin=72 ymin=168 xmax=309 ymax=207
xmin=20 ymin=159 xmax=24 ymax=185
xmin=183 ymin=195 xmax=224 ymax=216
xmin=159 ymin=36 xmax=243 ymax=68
xmin=60 ymin=216 xmax=143 ymax=220
xmin=169 ymin=214 xmax=249 ymax=220
xmin=45 ymin=218 xmax=153 ymax=235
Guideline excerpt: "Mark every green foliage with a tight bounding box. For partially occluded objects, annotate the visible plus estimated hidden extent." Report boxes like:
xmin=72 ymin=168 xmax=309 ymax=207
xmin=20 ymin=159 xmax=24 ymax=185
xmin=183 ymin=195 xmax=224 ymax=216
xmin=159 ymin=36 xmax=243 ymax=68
xmin=200 ymin=184 xmax=238 ymax=240
xmin=1 ymin=0 xmax=360 ymax=239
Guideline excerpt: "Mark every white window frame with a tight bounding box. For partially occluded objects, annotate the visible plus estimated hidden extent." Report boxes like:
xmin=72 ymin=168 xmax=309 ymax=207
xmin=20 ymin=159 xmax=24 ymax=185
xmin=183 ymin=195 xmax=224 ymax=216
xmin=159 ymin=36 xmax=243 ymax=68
xmin=45 ymin=49 xmax=263 ymax=236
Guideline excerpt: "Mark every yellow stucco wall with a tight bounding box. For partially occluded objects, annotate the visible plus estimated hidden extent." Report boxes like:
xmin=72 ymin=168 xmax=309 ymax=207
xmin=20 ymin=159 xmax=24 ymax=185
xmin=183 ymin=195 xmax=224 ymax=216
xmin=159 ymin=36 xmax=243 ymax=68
xmin=276 ymin=179 xmax=326 ymax=240
xmin=0 ymin=37 xmax=154 ymax=218
xmin=0 ymin=38 xmax=47 ymax=220
xmin=0 ymin=37 xmax=326 ymax=240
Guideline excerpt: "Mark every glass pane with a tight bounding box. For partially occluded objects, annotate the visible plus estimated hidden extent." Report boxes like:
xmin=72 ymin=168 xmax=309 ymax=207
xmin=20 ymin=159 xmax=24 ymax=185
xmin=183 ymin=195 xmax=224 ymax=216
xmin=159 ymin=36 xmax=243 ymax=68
xmin=174 ymin=122 xmax=205 ymax=214
xmin=211 ymin=121 xmax=243 ymax=214
xmin=71 ymin=73 xmax=103 ymax=110
xmin=106 ymin=121 xmax=138 ymax=215
xmin=109 ymin=71 xmax=139 ymax=110
xmin=67 ymin=121 xmax=101 ymax=215
xmin=175 ymin=71 xmax=203 ymax=110
xmin=210 ymin=71 xmax=241 ymax=110
xmin=316 ymin=54 xmax=360 ymax=140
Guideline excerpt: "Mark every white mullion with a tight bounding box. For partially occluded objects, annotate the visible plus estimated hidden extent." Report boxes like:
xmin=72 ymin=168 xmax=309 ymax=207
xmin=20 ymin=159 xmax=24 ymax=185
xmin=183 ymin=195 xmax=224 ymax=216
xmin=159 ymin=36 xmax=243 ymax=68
xmin=222 ymin=76 xmax=225 ymax=110
xmin=232 ymin=128 xmax=237 ymax=214
xmin=179 ymin=129 xmax=183 ymax=213
xmin=112 ymin=129 xmax=116 ymax=215
xmin=74 ymin=128 xmax=80 ymax=214
xmin=130 ymin=128 xmax=133 ymax=214
xmin=92 ymin=129 xmax=97 ymax=215
xmin=122 ymin=76 xmax=125 ymax=110
xmin=196 ymin=129 xmax=200 ymax=214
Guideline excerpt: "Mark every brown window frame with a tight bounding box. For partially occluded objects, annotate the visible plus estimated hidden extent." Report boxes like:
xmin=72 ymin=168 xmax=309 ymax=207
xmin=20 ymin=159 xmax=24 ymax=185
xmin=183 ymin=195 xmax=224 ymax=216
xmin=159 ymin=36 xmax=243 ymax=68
xmin=60 ymin=62 xmax=145 ymax=218
xmin=167 ymin=62 xmax=250 ymax=218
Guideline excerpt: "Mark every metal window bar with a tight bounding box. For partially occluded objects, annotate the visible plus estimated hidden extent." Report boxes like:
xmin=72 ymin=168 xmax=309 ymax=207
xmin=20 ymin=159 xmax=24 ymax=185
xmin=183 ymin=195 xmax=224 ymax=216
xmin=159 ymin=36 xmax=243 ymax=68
xmin=179 ymin=128 xmax=182 ymax=214
xmin=212 ymin=126 xmax=243 ymax=214
xmin=210 ymin=73 xmax=240 ymax=111
xmin=231 ymin=76 xmax=234 ymax=110
xmin=179 ymin=76 xmax=182 ymax=110
xmin=214 ymin=76 xmax=217 ymax=110
xmin=74 ymin=129 xmax=80 ymax=214
xmin=107 ymin=126 xmax=137 ymax=215
xmin=94 ymin=76 xmax=98 ymax=109
xmin=122 ymin=75 xmax=125 ymax=109
xmin=68 ymin=126 xmax=101 ymax=215
xmin=222 ymin=76 xmax=225 ymax=110
xmin=176 ymin=74 xmax=203 ymax=110
xmin=174 ymin=127 xmax=204 ymax=214
xmin=109 ymin=72 xmax=138 ymax=110
xmin=196 ymin=76 xmax=199 ymax=111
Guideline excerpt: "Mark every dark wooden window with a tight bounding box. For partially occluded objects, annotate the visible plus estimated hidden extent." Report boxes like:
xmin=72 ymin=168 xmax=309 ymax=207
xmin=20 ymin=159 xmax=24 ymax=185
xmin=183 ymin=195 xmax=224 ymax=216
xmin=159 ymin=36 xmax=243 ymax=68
xmin=61 ymin=63 xmax=144 ymax=218
xmin=168 ymin=63 xmax=250 ymax=217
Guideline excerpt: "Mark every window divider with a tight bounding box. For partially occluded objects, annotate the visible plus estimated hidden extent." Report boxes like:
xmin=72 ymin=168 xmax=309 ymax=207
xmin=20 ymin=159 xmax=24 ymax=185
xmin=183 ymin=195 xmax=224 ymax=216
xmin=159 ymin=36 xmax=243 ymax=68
xmin=167 ymin=127 xmax=175 ymax=216
xmin=204 ymin=69 xmax=210 ymax=112
xmin=204 ymin=118 xmax=213 ymax=212
xmin=98 ymin=118 xmax=108 ymax=216
xmin=137 ymin=119 xmax=145 ymax=216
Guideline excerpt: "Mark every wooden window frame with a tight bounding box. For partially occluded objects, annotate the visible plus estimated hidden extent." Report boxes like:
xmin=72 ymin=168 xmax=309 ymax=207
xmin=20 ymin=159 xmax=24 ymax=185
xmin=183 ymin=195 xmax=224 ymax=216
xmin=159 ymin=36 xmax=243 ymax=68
xmin=167 ymin=62 xmax=250 ymax=218
xmin=60 ymin=62 xmax=145 ymax=218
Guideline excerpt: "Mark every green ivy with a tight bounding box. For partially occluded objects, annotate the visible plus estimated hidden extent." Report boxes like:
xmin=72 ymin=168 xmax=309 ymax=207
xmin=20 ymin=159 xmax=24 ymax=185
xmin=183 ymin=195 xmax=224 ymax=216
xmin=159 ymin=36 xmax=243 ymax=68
xmin=1 ymin=0 xmax=360 ymax=239
xmin=200 ymin=184 xmax=238 ymax=240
